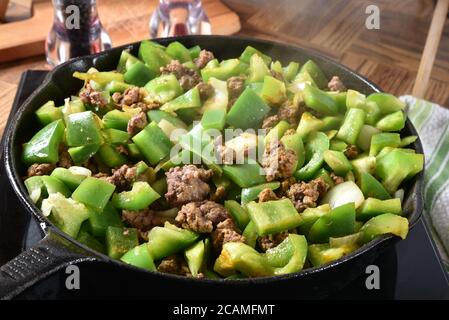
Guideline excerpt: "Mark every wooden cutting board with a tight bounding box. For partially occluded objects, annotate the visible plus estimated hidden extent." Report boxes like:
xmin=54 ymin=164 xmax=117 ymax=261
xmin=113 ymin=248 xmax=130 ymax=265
xmin=0 ymin=0 xmax=241 ymax=63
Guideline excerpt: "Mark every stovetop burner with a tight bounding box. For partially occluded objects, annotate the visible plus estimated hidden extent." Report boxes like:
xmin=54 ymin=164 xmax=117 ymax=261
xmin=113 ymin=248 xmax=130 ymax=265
xmin=1 ymin=71 xmax=448 ymax=299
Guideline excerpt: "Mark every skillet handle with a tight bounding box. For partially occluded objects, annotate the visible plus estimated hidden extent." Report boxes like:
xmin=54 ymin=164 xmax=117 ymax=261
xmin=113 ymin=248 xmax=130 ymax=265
xmin=0 ymin=229 xmax=98 ymax=300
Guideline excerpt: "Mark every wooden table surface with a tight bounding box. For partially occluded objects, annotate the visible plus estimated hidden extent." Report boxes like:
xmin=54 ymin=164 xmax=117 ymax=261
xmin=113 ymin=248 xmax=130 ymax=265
xmin=1 ymin=0 xmax=449 ymax=136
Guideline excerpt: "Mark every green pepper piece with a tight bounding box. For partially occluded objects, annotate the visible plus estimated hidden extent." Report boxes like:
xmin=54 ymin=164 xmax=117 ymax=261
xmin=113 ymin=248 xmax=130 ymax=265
xmin=148 ymin=109 xmax=187 ymax=129
xmin=123 ymin=61 xmax=154 ymax=86
xmin=77 ymin=229 xmax=106 ymax=254
xmin=289 ymin=70 xmax=318 ymax=94
xmin=357 ymin=198 xmax=402 ymax=221
xmin=24 ymin=176 xmax=46 ymax=204
xmin=66 ymin=111 xmax=102 ymax=147
xmin=50 ymin=167 xmax=87 ymax=191
xmin=327 ymin=91 xmax=347 ymax=113
xmin=245 ymin=53 xmax=270 ymax=84
xmin=104 ymin=81 xmax=132 ymax=93
xmin=202 ymin=58 xmax=247 ymax=82
xmin=299 ymin=60 xmax=328 ymax=88
xmin=87 ymin=202 xmax=123 ymax=238
xmin=35 ymin=101 xmax=63 ymax=126
xmin=72 ymin=177 xmax=116 ymax=211
xmin=242 ymin=221 xmax=258 ymax=248
xmin=103 ymin=110 xmax=132 ymax=131
xmin=375 ymin=148 xmax=424 ymax=194
xmin=147 ymin=222 xmax=199 ymax=260
xmin=400 ymin=136 xmax=418 ymax=147
xmin=246 ymin=198 xmax=302 ymax=236
xmin=308 ymin=202 xmax=356 ymax=243
xmin=329 ymin=139 xmax=348 ymax=152
xmin=356 ymin=124 xmax=380 ymax=151
xmin=68 ymin=144 xmax=100 ymax=165
xmin=369 ymin=133 xmax=401 ymax=156
xmin=297 ymin=204 xmax=331 ymax=235
xmin=44 ymin=193 xmax=91 ymax=238
xmin=366 ymin=93 xmax=406 ymax=115
xmin=296 ymin=112 xmax=325 ymax=140
xmin=222 ymin=161 xmax=266 ymax=188
xmin=224 ymin=200 xmax=251 ymax=231
xmin=323 ymin=150 xmax=352 ymax=176
xmin=144 ymin=74 xmax=183 ymax=104
xmin=240 ymin=182 xmax=280 ymax=205
xmin=375 ymin=111 xmax=406 ymax=132
xmin=132 ymin=122 xmax=173 ymax=165
xmin=112 ymin=182 xmax=160 ymax=210
xmin=22 ymin=119 xmax=65 ymax=165
xmin=294 ymin=132 xmax=330 ymax=181
xmin=106 ymin=226 xmax=139 ymax=259
xmin=73 ymin=71 xmax=124 ymax=86
xmin=41 ymin=175 xmax=71 ymax=197
xmin=121 ymin=243 xmax=156 ymax=271
xmin=312 ymin=168 xmax=335 ymax=188
xmin=239 ymin=46 xmax=272 ymax=66
xmin=269 ymin=234 xmax=308 ymax=275
xmin=97 ymin=144 xmax=127 ymax=168
xmin=202 ymin=77 xmax=229 ymax=112
xmin=308 ymin=243 xmax=347 ymax=267
xmin=201 ymin=109 xmax=227 ymax=131
xmin=360 ymin=172 xmax=391 ymax=200
xmin=184 ymin=240 xmax=205 ymax=277
xmin=261 ymin=75 xmax=287 ymax=105
xmin=264 ymin=120 xmax=291 ymax=146
xmin=346 ymin=89 xmax=366 ymax=109
xmin=226 ymin=87 xmax=270 ymax=130
xmin=358 ymin=213 xmax=409 ymax=244
xmin=166 ymin=41 xmax=192 ymax=63
xmin=160 ymin=87 xmax=201 ymax=114
xmin=303 ymin=85 xmax=339 ymax=116
xmin=138 ymin=40 xmax=171 ymax=77
xmin=329 ymin=232 xmax=361 ymax=252
xmin=117 ymin=50 xmax=140 ymax=73
xmin=336 ymin=108 xmax=366 ymax=145
xmin=189 ymin=45 xmax=201 ymax=59
xmin=283 ymin=61 xmax=300 ymax=82
xmin=102 ymin=128 xmax=130 ymax=145
xmin=281 ymin=132 xmax=305 ymax=170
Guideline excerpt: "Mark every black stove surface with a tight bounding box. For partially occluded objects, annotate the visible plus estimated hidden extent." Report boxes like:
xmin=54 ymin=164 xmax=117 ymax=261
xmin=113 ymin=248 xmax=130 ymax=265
xmin=0 ymin=71 xmax=448 ymax=300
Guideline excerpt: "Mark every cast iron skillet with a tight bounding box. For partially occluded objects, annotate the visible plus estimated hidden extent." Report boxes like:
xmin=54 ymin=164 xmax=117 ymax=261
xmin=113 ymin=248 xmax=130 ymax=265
xmin=0 ymin=35 xmax=424 ymax=299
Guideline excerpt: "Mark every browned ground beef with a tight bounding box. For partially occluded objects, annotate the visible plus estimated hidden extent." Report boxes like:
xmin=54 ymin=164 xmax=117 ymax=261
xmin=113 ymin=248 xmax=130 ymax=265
xmin=106 ymin=164 xmax=137 ymax=189
xmin=211 ymin=218 xmax=245 ymax=250
xmin=115 ymin=144 xmax=129 ymax=156
xmin=330 ymin=172 xmax=345 ymax=185
xmin=210 ymin=185 xmax=226 ymax=202
xmin=328 ymin=76 xmax=346 ymax=92
xmin=258 ymin=188 xmax=279 ymax=202
xmin=122 ymin=208 xmax=173 ymax=232
xmin=262 ymin=141 xmax=297 ymax=182
xmin=287 ymin=177 xmax=329 ymax=212
xmin=344 ymin=144 xmax=359 ymax=159
xmin=270 ymin=70 xmax=284 ymax=82
xmin=258 ymin=231 xmax=289 ymax=252
xmin=157 ymin=255 xmax=191 ymax=276
xmin=127 ymin=111 xmax=148 ymax=136
xmin=26 ymin=163 xmax=55 ymax=178
xmin=279 ymin=177 xmax=297 ymax=197
xmin=277 ymin=101 xmax=302 ymax=127
xmin=175 ymin=200 xmax=229 ymax=233
xmin=57 ymin=150 xmax=73 ymax=169
xmin=262 ymin=115 xmax=280 ymax=131
xmin=79 ymin=83 xmax=108 ymax=107
xmin=160 ymin=60 xmax=201 ymax=91
xmin=227 ymin=76 xmax=246 ymax=107
xmin=165 ymin=165 xmax=214 ymax=207
xmin=194 ymin=50 xmax=215 ymax=69
xmin=197 ymin=82 xmax=214 ymax=100
xmin=283 ymin=129 xmax=296 ymax=136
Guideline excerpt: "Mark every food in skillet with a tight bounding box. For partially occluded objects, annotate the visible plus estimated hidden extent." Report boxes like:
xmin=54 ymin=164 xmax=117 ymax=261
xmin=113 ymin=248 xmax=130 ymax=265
xmin=21 ymin=40 xmax=424 ymax=278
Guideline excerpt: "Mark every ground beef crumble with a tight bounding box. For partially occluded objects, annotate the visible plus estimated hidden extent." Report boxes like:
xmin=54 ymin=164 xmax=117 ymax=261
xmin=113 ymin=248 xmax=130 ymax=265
xmin=211 ymin=218 xmax=245 ymax=250
xmin=122 ymin=208 xmax=173 ymax=241
xmin=165 ymin=165 xmax=214 ymax=207
xmin=197 ymin=82 xmax=214 ymax=100
xmin=262 ymin=141 xmax=297 ymax=182
xmin=79 ymin=83 xmax=108 ymax=107
xmin=344 ymin=144 xmax=359 ymax=159
xmin=328 ymin=76 xmax=346 ymax=92
xmin=160 ymin=60 xmax=201 ymax=91
xmin=258 ymin=188 xmax=279 ymax=202
xmin=157 ymin=255 xmax=191 ymax=276
xmin=175 ymin=200 xmax=229 ymax=233
xmin=330 ymin=172 xmax=345 ymax=185
xmin=258 ymin=231 xmax=289 ymax=252
xmin=57 ymin=150 xmax=73 ymax=169
xmin=287 ymin=177 xmax=329 ymax=212
xmin=106 ymin=164 xmax=137 ymax=190
xmin=227 ymin=76 xmax=246 ymax=107
xmin=127 ymin=111 xmax=148 ymax=136
xmin=277 ymin=101 xmax=302 ymax=127
xmin=262 ymin=115 xmax=280 ymax=131
xmin=194 ymin=50 xmax=214 ymax=69
xmin=26 ymin=163 xmax=55 ymax=178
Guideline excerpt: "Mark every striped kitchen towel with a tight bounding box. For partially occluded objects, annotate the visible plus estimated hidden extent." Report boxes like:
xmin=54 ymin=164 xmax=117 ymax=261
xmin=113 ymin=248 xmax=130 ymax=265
xmin=402 ymin=95 xmax=449 ymax=267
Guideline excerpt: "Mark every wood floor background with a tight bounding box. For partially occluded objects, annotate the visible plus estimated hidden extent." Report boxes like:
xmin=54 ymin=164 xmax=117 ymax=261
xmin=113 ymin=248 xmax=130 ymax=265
xmin=224 ymin=0 xmax=449 ymax=106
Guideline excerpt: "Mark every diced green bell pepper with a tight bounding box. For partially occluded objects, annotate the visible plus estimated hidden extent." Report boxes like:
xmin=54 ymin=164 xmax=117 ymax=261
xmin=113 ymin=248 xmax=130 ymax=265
xmin=308 ymin=202 xmax=356 ymax=243
xmin=103 ymin=110 xmax=132 ymax=131
xmin=261 ymin=75 xmax=287 ymax=105
xmin=68 ymin=144 xmax=100 ymax=165
xmin=132 ymin=121 xmax=173 ymax=165
xmin=299 ymin=60 xmax=328 ymax=89
xmin=323 ymin=150 xmax=352 ymax=176
xmin=356 ymin=125 xmax=380 ymax=151
xmin=226 ymin=87 xmax=270 ymax=130
xmin=357 ymin=198 xmax=402 ymax=221
xmin=23 ymin=119 xmax=65 ymax=165
xmin=366 ymin=93 xmax=406 ymax=115
xmin=360 ymin=172 xmax=391 ymax=200
xmin=358 ymin=213 xmax=408 ymax=244
xmin=336 ymin=108 xmax=366 ymax=145
xmin=111 ymin=182 xmax=160 ymax=210
xmin=375 ymin=111 xmax=406 ymax=132
xmin=73 ymin=71 xmax=124 ymax=86
xmin=330 ymin=139 xmax=347 ymax=152
xmin=41 ymin=175 xmax=71 ymax=197
xmin=160 ymin=87 xmax=201 ymax=114
xmin=308 ymin=243 xmax=347 ymax=267
xmin=246 ymin=198 xmax=302 ymax=236
xmin=50 ymin=167 xmax=87 ymax=191
xmin=268 ymin=234 xmax=308 ymax=275
xmin=116 ymin=50 xmax=140 ymax=73
xmin=297 ymin=204 xmax=331 ymax=235
xmin=87 ymin=202 xmax=123 ymax=238
xmin=166 ymin=41 xmax=192 ymax=63
xmin=295 ymin=132 xmax=329 ymax=181
xmin=303 ymin=85 xmax=339 ymax=116
xmin=369 ymin=133 xmax=401 ymax=156
xmin=106 ymin=226 xmax=139 ymax=259
xmin=66 ymin=111 xmax=102 ymax=147
xmin=147 ymin=222 xmax=199 ymax=261
xmin=224 ymin=200 xmax=251 ymax=231
xmin=350 ymin=155 xmax=376 ymax=181
xmin=184 ymin=240 xmax=205 ymax=277
xmin=283 ymin=61 xmax=300 ymax=82
xmin=24 ymin=176 xmax=46 ymax=204
xmin=222 ymin=161 xmax=266 ymax=188
xmin=201 ymin=109 xmax=227 ymax=131
xmin=148 ymin=110 xmax=187 ymax=129
xmin=281 ymin=132 xmax=305 ymax=170
xmin=400 ymin=136 xmax=418 ymax=147
xmin=77 ymin=229 xmax=106 ymax=254
xmin=102 ymin=128 xmax=130 ymax=145
xmin=124 ymin=61 xmax=154 ymax=87
xmin=296 ymin=112 xmax=324 ymax=140
xmin=97 ymin=144 xmax=127 ymax=168
xmin=240 ymin=182 xmax=280 ymax=205
xmin=121 ymin=243 xmax=156 ymax=271
xmin=202 ymin=58 xmax=247 ymax=82
xmin=138 ymin=40 xmax=171 ymax=77
xmin=242 ymin=220 xmax=258 ymax=248
xmin=144 ymin=74 xmax=183 ymax=104
xmin=264 ymin=120 xmax=291 ymax=146
xmin=72 ymin=177 xmax=116 ymax=211
xmin=239 ymin=46 xmax=272 ymax=66
xmin=35 ymin=101 xmax=63 ymax=126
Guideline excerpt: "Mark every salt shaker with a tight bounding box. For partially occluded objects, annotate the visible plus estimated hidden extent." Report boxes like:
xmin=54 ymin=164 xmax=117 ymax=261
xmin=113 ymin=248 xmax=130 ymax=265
xmin=45 ymin=0 xmax=112 ymax=66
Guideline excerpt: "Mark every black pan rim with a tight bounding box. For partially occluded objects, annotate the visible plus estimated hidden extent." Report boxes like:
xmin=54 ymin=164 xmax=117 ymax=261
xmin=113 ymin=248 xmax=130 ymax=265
xmin=3 ymin=34 xmax=424 ymax=285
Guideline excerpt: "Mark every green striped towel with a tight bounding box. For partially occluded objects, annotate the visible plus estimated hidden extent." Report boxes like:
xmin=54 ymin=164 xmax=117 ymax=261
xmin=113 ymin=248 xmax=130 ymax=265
xmin=402 ymin=95 xmax=449 ymax=267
